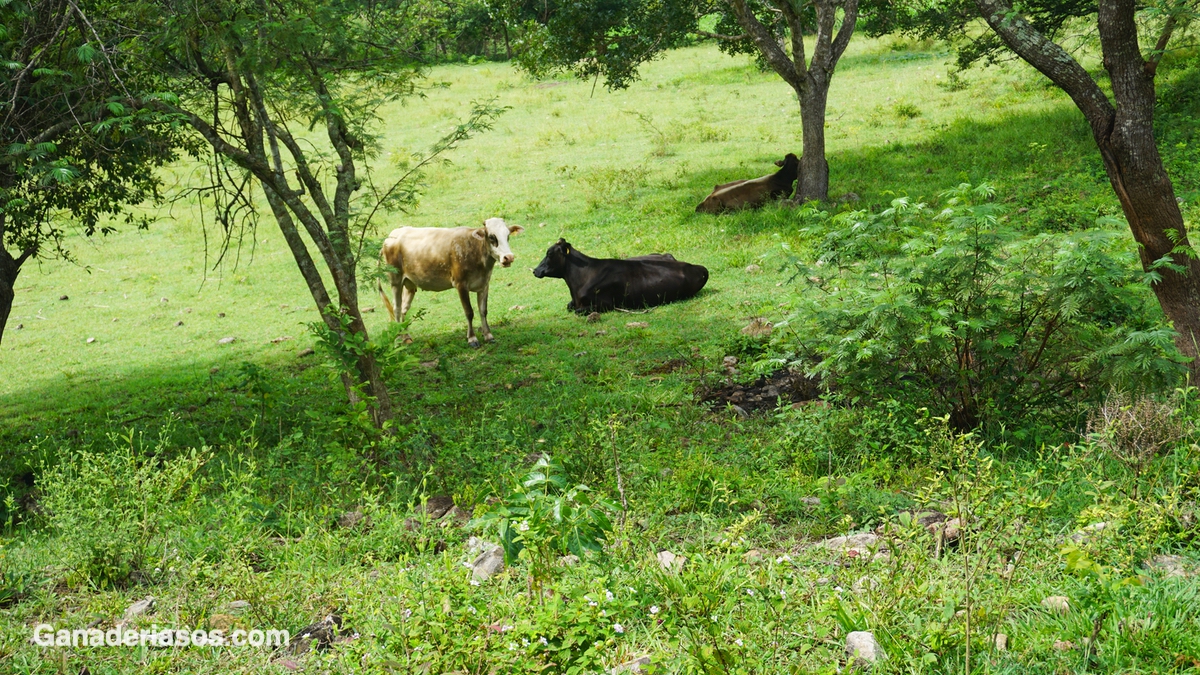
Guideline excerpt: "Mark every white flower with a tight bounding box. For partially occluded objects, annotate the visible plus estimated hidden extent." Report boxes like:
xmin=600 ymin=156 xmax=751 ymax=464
xmin=403 ymin=609 xmax=412 ymax=619
xmin=518 ymin=521 xmax=530 ymax=532
xmin=154 ymin=568 xmax=161 ymax=574
xmin=540 ymin=636 xmax=549 ymax=646
xmin=735 ymin=638 xmax=744 ymax=647
xmin=522 ymin=638 xmax=530 ymax=647
xmin=746 ymin=589 xmax=755 ymax=596
xmin=605 ymin=590 xmax=614 ymax=602
xmin=470 ymin=579 xmax=481 ymax=586
xmin=589 ymin=600 xmax=598 ymax=607
xmin=468 ymin=606 xmax=477 ymax=614
xmin=601 ymin=610 xmax=607 ymax=616
xmin=650 ymin=606 xmax=660 ymax=615
xmin=613 ymin=623 xmax=625 ymax=634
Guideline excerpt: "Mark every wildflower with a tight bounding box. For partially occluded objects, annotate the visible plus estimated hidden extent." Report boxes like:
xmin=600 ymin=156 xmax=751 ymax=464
xmin=735 ymin=638 xmax=744 ymax=647
xmin=540 ymin=636 xmax=549 ymax=646
xmin=468 ymin=606 xmax=477 ymax=614
xmin=154 ymin=568 xmax=161 ymax=574
xmin=523 ymin=638 xmax=530 ymax=647
xmin=649 ymin=606 xmax=660 ymax=615
xmin=613 ymin=623 xmax=625 ymax=634
xmin=403 ymin=609 xmax=412 ymax=619
xmin=605 ymin=590 xmax=614 ymax=602
xmin=601 ymin=610 xmax=607 ymax=616
xmin=746 ymin=588 xmax=755 ymax=596
xmin=518 ymin=521 xmax=530 ymax=532
xmin=470 ymin=579 xmax=481 ymax=586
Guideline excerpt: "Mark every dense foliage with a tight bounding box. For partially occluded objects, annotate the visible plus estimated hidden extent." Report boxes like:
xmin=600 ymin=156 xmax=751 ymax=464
xmin=776 ymin=184 xmax=1185 ymax=435
xmin=0 ymin=0 xmax=190 ymax=342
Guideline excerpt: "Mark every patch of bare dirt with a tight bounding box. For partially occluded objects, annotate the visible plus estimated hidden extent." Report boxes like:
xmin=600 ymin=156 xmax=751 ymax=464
xmin=698 ymin=369 xmax=821 ymax=414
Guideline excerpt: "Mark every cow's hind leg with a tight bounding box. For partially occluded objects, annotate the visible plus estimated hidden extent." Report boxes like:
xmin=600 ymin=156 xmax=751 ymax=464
xmin=397 ymin=279 xmax=417 ymax=344
xmin=477 ymin=285 xmax=494 ymax=342
xmin=456 ymin=283 xmax=479 ymax=348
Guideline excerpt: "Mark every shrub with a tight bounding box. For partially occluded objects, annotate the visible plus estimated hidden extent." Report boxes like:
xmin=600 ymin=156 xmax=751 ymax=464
xmin=469 ymin=456 xmax=616 ymax=590
xmin=38 ymin=434 xmax=208 ymax=587
xmin=776 ymin=183 xmax=1185 ymax=437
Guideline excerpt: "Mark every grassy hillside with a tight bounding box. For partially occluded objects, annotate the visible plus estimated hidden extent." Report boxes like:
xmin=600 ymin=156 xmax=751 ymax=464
xmin=2 ymin=37 xmax=1200 ymax=674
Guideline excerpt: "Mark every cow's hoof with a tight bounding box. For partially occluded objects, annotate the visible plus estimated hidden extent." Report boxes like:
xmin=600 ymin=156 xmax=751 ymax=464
xmin=484 ymin=334 xmax=495 ymax=343
xmin=468 ymin=339 xmax=481 ymax=348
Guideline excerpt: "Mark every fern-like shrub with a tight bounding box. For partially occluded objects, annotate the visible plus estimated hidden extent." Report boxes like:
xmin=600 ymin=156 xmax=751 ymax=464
xmin=776 ymin=184 xmax=1185 ymax=436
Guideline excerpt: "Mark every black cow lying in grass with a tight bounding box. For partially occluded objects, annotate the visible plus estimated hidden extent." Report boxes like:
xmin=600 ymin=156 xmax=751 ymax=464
xmin=532 ymin=239 xmax=709 ymax=313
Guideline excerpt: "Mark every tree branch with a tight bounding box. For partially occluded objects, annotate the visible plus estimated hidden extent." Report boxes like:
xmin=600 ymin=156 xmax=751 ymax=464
xmin=726 ymin=0 xmax=805 ymax=91
xmin=695 ymin=29 xmax=747 ymax=41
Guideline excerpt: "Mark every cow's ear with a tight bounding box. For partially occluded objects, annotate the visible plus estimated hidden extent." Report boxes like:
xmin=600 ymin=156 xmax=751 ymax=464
xmin=507 ymin=225 xmax=524 ymax=237
xmin=472 ymin=228 xmax=487 ymax=240
xmin=774 ymin=160 xmax=784 ymax=167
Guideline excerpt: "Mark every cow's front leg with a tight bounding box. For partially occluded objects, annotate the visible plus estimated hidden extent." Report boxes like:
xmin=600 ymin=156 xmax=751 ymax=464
xmin=456 ymin=284 xmax=479 ymax=348
xmin=476 ymin=284 xmax=494 ymax=343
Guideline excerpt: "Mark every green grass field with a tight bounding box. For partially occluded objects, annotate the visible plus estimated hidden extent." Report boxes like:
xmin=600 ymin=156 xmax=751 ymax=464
xmin=3 ymin=37 xmax=1200 ymax=674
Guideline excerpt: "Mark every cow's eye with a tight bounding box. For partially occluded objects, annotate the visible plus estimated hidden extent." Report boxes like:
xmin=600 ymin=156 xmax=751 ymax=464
xmin=489 ymin=236 xmax=498 ymax=245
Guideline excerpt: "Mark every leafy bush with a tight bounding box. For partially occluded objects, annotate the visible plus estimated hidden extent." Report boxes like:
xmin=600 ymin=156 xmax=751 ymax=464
xmin=38 ymin=434 xmax=208 ymax=587
xmin=470 ymin=456 xmax=616 ymax=589
xmin=777 ymin=183 xmax=1185 ymax=436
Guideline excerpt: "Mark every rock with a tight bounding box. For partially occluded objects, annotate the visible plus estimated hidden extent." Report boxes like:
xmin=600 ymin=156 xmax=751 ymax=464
xmin=509 ymin=305 xmax=527 ymax=311
xmin=208 ymin=613 xmax=238 ymax=631
xmin=1144 ymin=554 xmax=1191 ymax=578
xmin=657 ymin=550 xmax=686 ymax=572
xmin=59 ymin=294 xmax=69 ymax=301
xmin=845 ymin=631 xmax=884 ymax=667
xmin=1017 ymin=207 xmax=1030 ymax=214
xmin=217 ymin=336 xmax=236 ymax=345
xmin=472 ymin=547 xmax=505 ymax=581
xmin=574 ymin=351 xmax=588 ymax=357
xmin=993 ymin=633 xmax=1008 ymax=652
xmin=800 ymin=496 xmax=821 ymax=507
xmin=744 ymin=264 xmax=762 ymax=274
xmin=439 ymin=506 xmax=470 ymax=525
xmin=160 ymin=297 xmax=169 ymax=303
xmin=124 ymin=597 xmax=155 ymax=620
xmin=626 ymin=321 xmax=649 ymax=328
xmin=297 ymin=348 xmax=315 ymax=357
xmin=611 ymin=655 xmax=652 ymax=674
xmin=270 ymin=336 xmax=293 ymax=343
xmin=1069 ymin=521 xmax=1109 ymax=544
xmin=218 ymin=312 xmax=226 ymax=318
xmin=362 ymin=307 xmax=374 ymax=313
xmin=184 ymin=308 xmax=192 ymax=313
xmin=289 ymin=614 xmax=345 ymax=654
xmin=336 ymin=510 xmax=369 ymax=530
xmin=560 ymin=554 xmax=581 ymax=566
xmin=587 ymin=312 xmax=602 ymax=323
xmin=175 ymin=321 xmax=184 ymax=327
xmin=741 ymin=318 xmax=773 ymax=337
xmin=14 ymin=324 xmax=21 ymax=330
xmin=930 ymin=518 xmax=963 ymax=544
xmin=841 ymin=192 xmax=861 ymax=203
xmin=422 ymin=496 xmax=455 ymax=519
xmin=1041 ymin=596 xmax=1070 ymax=615
xmin=467 ymin=537 xmax=500 ymax=558
xmin=818 ymin=533 xmax=888 ymax=560
xmin=595 ymin=329 xmax=608 ymax=336
xmin=743 ymin=549 xmax=763 ymax=563
xmin=730 ymin=405 xmax=749 ymax=418
xmin=419 ymin=360 xmax=439 ymax=369
xmin=1052 ymin=639 xmax=1075 ymax=651
xmin=227 ymin=600 xmax=251 ymax=612
xmin=86 ymin=337 xmax=95 ymax=344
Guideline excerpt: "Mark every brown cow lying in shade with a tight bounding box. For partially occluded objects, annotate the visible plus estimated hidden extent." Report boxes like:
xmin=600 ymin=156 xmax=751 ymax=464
xmin=695 ymin=153 xmax=799 ymax=214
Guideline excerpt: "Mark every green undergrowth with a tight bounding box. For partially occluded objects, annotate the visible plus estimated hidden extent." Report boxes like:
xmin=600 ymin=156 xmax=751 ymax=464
xmin=2 ymin=39 xmax=1200 ymax=675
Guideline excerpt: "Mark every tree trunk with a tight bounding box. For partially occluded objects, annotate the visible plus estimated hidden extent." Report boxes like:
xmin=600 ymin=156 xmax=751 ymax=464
xmin=797 ymin=83 xmax=830 ymax=202
xmin=972 ymin=0 xmax=1200 ymax=375
xmin=0 ymin=258 xmax=15 ymax=346
xmin=1096 ymin=115 xmax=1200 ymax=367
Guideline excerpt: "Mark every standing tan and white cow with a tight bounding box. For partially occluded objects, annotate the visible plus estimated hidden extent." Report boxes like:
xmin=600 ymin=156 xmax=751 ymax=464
xmin=379 ymin=218 xmax=523 ymax=347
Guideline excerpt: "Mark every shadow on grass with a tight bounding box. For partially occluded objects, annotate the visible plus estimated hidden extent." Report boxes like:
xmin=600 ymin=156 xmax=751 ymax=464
xmin=684 ymin=104 xmax=1114 ymax=234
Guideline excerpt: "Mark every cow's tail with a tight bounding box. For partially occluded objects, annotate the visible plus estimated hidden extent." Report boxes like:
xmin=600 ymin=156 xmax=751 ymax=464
xmin=378 ymin=279 xmax=395 ymax=321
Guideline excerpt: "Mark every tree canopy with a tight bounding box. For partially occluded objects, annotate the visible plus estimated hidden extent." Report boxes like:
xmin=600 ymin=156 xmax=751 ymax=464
xmin=0 ymin=0 xmax=190 ymax=343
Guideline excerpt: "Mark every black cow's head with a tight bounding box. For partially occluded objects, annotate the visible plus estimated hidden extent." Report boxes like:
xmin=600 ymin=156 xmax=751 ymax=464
xmin=532 ymin=238 xmax=573 ymax=279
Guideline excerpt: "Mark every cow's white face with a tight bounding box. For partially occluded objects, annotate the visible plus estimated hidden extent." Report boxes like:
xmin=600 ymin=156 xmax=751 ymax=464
xmin=474 ymin=217 xmax=523 ymax=267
